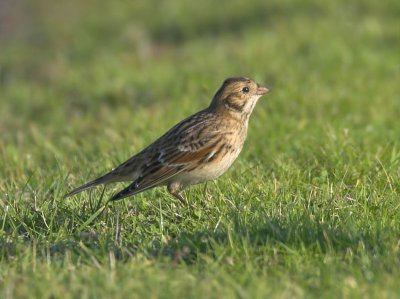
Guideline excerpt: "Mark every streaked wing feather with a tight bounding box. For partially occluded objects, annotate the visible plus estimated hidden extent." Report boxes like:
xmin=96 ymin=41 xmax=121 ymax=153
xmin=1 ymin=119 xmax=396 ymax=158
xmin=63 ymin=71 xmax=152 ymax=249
xmin=110 ymin=111 xmax=225 ymax=201
xmin=109 ymin=165 xmax=185 ymax=201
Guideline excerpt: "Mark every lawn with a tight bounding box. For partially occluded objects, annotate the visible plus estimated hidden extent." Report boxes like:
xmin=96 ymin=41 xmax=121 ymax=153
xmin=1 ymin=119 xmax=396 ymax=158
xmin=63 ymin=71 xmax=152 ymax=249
xmin=0 ymin=0 xmax=399 ymax=298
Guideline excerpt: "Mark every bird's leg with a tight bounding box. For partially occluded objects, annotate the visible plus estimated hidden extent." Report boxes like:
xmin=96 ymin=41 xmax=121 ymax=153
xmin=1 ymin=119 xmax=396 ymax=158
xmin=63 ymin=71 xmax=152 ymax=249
xmin=167 ymin=183 xmax=187 ymax=205
xmin=171 ymin=192 xmax=187 ymax=205
xmin=202 ymin=182 xmax=209 ymax=200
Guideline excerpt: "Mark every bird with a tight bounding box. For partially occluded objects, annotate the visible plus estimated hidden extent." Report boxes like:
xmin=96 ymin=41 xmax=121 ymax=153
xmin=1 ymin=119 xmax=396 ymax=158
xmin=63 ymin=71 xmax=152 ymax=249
xmin=65 ymin=77 xmax=271 ymax=203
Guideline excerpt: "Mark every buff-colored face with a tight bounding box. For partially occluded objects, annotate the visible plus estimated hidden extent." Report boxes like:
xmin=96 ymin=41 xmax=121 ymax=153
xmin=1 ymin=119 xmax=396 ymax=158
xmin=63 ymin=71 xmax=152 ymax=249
xmin=211 ymin=77 xmax=271 ymax=117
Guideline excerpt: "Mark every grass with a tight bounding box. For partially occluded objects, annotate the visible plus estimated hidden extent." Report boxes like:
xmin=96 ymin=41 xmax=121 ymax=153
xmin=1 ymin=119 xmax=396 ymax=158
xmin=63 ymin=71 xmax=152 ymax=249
xmin=0 ymin=0 xmax=399 ymax=298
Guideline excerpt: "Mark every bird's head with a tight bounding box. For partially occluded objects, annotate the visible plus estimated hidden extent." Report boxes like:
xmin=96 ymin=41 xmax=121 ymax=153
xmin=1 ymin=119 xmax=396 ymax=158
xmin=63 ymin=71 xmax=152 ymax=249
xmin=209 ymin=77 xmax=271 ymax=120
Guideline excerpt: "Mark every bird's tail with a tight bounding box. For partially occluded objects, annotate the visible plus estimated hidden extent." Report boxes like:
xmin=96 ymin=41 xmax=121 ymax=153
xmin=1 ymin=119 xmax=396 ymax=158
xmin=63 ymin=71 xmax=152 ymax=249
xmin=64 ymin=173 xmax=114 ymax=198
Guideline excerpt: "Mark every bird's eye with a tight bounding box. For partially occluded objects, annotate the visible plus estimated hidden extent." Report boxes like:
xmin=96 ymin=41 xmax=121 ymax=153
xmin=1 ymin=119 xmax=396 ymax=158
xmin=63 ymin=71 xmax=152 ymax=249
xmin=242 ymin=86 xmax=250 ymax=93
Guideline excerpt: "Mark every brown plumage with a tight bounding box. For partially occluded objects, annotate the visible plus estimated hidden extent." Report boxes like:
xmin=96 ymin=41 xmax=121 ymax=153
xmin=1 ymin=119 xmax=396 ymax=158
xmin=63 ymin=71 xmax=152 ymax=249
xmin=65 ymin=77 xmax=271 ymax=203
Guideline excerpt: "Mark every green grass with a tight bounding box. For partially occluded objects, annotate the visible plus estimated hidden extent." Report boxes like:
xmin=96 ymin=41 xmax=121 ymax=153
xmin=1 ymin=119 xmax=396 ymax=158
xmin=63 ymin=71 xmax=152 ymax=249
xmin=1 ymin=0 xmax=399 ymax=298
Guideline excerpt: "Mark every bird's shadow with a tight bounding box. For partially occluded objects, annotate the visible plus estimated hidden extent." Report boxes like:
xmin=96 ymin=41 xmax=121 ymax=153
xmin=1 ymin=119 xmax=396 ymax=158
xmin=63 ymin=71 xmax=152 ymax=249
xmin=71 ymin=207 xmax=385 ymax=265
xmin=1 ymin=197 xmax=385 ymax=266
xmin=154 ymin=215 xmax=382 ymax=265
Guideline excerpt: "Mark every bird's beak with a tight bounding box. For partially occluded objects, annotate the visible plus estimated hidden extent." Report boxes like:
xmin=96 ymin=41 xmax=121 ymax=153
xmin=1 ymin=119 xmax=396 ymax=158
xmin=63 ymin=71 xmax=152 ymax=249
xmin=256 ymin=84 xmax=271 ymax=95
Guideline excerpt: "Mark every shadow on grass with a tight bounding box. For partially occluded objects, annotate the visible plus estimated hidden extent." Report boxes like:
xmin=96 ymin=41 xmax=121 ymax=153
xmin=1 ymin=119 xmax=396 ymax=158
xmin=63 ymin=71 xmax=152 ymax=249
xmin=165 ymin=216 xmax=389 ymax=265
xmin=1 ymin=210 xmax=390 ymax=268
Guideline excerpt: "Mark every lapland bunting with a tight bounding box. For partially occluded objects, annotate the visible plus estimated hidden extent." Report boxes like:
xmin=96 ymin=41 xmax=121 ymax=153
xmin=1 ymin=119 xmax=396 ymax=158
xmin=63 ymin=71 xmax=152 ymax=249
xmin=65 ymin=77 xmax=271 ymax=203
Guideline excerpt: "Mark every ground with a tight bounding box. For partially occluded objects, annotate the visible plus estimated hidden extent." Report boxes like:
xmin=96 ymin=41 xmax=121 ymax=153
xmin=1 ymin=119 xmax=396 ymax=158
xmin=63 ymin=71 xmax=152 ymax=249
xmin=0 ymin=0 xmax=399 ymax=298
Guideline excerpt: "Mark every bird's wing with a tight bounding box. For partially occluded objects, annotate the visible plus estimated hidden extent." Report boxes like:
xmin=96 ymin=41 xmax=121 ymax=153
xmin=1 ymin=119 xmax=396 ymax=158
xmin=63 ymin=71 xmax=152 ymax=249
xmin=66 ymin=111 xmax=229 ymax=201
xmin=109 ymin=122 xmax=225 ymax=201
